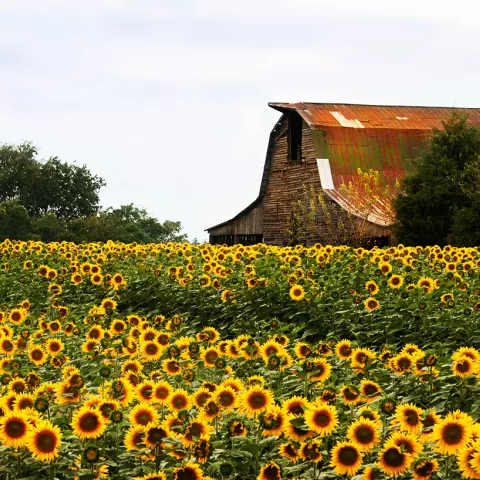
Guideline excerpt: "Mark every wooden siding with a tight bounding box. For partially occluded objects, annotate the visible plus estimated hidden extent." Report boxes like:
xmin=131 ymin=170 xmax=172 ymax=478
xmin=263 ymin=114 xmax=322 ymax=245
xmin=208 ymin=206 xmax=263 ymax=237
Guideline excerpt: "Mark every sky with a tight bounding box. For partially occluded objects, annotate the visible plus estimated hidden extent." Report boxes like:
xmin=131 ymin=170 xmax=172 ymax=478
xmin=0 ymin=0 xmax=479 ymax=241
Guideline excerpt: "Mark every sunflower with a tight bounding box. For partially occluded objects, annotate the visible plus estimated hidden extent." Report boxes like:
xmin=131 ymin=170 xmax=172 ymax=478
xmin=289 ymin=284 xmax=305 ymax=301
xmin=134 ymin=474 xmax=167 ymax=480
xmin=308 ymin=357 xmax=332 ymax=383
xmin=395 ymin=403 xmax=424 ymax=434
xmin=377 ymin=445 xmax=413 ymax=476
xmin=45 ymin=338 xmax=64 ymax=357
xmin=0 ymin=412 xmax=30 ymax=447
xmin=386 ymin=431 xmax=422 ymax=456
xmin=364 ymin=297 xmax=380 ymax=311
xmin=172 ymin=462 xmax=203 ymax=480
xmin=214 ymin=386 xmax=237 ymax=411
xmin=278 ymin=442 xmax=299 ymax=462
xmin=182 ymin=418 xmax=212 ymax=447
xmin=130 ymin=403 xmax=159 ymax=427
xmin=412 ymin=459 xmax=439 ymax=480
xmin=14 ymin=393 xmax=35 ymax=411
xmin=26 ymin=420 xmax=61 ymax=462
xmin=201 ymin=347 xmax=219 ymax=367
xmin=347 ymin=418 xmax=380 ymax=451
xmin=259 ymin=406 xmax=285 ymax=437
xmin=0 ymin=337 xmax=15 ymax=356
xmin=330 ymin=441 xmax=363 ymax=476
xmin=294 ymin=342 xmax=312 ymax=359
xmin=169 ymin=389 xmax=191 ymax=412
xmin=365 ymin=280 xmax=379 ymax=295
xmin=341 ymin=386 xmax=361 ymax=405
xmin=124 ymin=425 xmax=146 ymax=451
xmin=141 ymin=341 xmax=163 ymax=361
xmin=240 ymin=387 xmax=274 ymax=417
xmin=362 ymin=466 xmax=382 ymax=479
xmin=71 ymin=407 xmax=106 ymax=439
xmin=417 ymin=277 xmax=435 ymax=294
xmin=390 ymin=353 xmax=415 ymax=373
xmin=335 ymin=339 xmax=353 ymax=360
xmin=304 ymin=402 xmax=339 ymax=436
xmin=110 ymin=319 xmax=127 ymax=336
xmin=360 ymin=380 xmax=382 ymax=403
xmin=432 ymin=412 xmax=472 ymax=455
xmin=388 ymin=274 xmax=404 ymax=289
xmin=457 ymin=445 xmax=480 ymax=479
xmin=257 ymin=462 xmax=281 ymax=480
xmin=379 ymin=262 xmax=392 ymax=275
xmin=299 ymin=440 xmax=322 ymax=462
xmin=163 ymin=359 xmax=181 ymax=376
xmin=453 ymin=357 xmax=476 ymax=377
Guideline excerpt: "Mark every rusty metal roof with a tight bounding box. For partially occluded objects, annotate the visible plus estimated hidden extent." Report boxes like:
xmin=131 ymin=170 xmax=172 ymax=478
xmin=269 ymin=102 xmax=480 ymax=130
xmin=270 ymin=102 xmax=480 ymax=226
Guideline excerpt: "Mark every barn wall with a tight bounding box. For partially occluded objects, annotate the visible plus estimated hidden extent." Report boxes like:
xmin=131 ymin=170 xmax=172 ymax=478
xmin=208 ymin=206 xmax=263 ymax=236
xmin=262 ymin=115 xmax=390 ymax=246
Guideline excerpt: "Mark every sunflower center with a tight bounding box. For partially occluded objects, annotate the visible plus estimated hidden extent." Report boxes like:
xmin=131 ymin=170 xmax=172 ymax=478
xmin=205 ymin=351 xmax=218 ymax=363
xmin=248 ymin=393 xmax=267 ymax=409
xmin=344 ymin=388 xmax=359 ymax=401
xmin=456 ymin=360 xmax=470 ymax=373
xmin=442 ymin=424 xmax=464 ymax=444
xmin=398 ymin=358 xmax=412 ymax=370
xmin=289 ymin=403 xmax=304 ymax=415
xmin=219 ymin=393 xmax=234 ymax=407
xmin=147 ymin=427 xmax=166 ymax=444
xmin=405 ymin=410 xmax=419 ymax=425
xmin=80 ymin=413 xmax=99 ymax=431
xmin=156 ymin=387 xmax=170 ymax=400
xmin=31 ymin=349 xmax=43 ymax=360
xmin=313 ymin=412 xmax=331 ymax=427
xmin=135 ymin=412 xmax=153 ymax=425
xmin=175 ymin=466 xmax=199 ymax=480
xmin=355 ymin=426 xmax=374 ymax=444
xmin=140 ymin=387 xmax=153 ymax=400
xmin=364 ymin=384 xmax=379 ymax=396
xmin=262 ymin=464 xmax=281 ymax=480
xmin=172 ymin=396 xmax=187 ymax=409
xmin=338 ymin=446 xmax=359 ymax=466
xmin=6 ymin=419 xmax=26 ymax=438
xmin=415 ymin=461 xmax=434 ymax=476
xmin=146 ymin=344 xmax=158 ymax=355
xmin=384 ymin=448 xmax=405 ymax=467
xmin=35 ymin=431 xmax=57 ymax=453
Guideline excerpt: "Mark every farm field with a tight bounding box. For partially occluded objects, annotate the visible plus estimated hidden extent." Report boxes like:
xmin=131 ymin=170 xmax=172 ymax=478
xmin=0 ymin=240 xmax=480 ymax=479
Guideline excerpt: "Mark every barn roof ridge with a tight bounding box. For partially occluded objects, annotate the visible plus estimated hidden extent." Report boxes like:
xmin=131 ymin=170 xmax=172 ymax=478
xmin=269 ymin=101 xmax=480 ymax=109
xmin=269 ymin=102 xmax=480 ymax=131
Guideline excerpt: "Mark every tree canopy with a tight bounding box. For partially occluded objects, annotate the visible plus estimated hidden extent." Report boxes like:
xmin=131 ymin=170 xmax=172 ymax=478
xmin=0 ymin=143 xmax=105 ymax=219
xmin=393 ymin=114 xmax=480 ymax=246
xmin=0 ymin=142 xmax=187 ymax=243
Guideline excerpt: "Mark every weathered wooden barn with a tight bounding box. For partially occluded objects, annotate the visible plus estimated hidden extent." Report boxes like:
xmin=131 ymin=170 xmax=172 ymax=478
xmin=206 ymin=103 xmax=480 ymax=246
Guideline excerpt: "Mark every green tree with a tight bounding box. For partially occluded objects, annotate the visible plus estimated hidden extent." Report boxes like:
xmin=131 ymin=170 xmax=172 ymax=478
xmin=66 ymin=204 xmax=187 ymax=244
xmin=0 ymin=142 xmax=105 ymax=219
xmin=393 ymin=114 xmax=480 ymax=246
xmin=0 ymin=201 xmax=32 ymax=241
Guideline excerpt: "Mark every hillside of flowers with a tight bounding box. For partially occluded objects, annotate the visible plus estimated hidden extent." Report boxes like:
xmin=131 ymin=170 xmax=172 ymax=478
xmin=1 ymin=240 xmax=480 ymax=479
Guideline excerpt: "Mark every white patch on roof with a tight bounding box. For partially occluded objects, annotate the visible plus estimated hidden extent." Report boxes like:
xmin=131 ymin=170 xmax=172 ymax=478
xmin=329 ymin=111 xmax=365 ymax=128
xmin=316 ymin=158 xmax=334 ymax=190
xmin=396 ymin=116 xmax=408 ymax=120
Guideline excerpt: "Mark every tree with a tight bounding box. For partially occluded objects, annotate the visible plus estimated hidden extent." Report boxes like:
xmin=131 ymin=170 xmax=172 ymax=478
xmin=0 ymin=142 xmax=105 ymax=219
xmin=393 ymin=114 xmax=480 ymax=246
xmin=0 ymin=201 xmax=31 ymax=241
xmin=66 ymin=204 xmax=187 ymax=244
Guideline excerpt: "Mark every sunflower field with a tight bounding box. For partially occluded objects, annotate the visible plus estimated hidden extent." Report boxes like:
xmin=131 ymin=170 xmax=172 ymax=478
xmin=1 ymin=240 xmax=480 ymax=479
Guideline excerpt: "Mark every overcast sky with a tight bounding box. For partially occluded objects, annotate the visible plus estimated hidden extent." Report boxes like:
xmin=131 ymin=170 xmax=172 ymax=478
xmin=0 ymin=1 xmax=479 ymax=241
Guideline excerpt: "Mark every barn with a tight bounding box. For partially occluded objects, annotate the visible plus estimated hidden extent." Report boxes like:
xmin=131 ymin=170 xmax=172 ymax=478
xmin=206 ymin=103 xmax=480 ymax=246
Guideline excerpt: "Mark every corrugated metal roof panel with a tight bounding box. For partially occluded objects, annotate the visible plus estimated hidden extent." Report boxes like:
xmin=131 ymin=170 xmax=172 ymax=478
xmin=269 ymin=102 xmax=480 ymax=130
